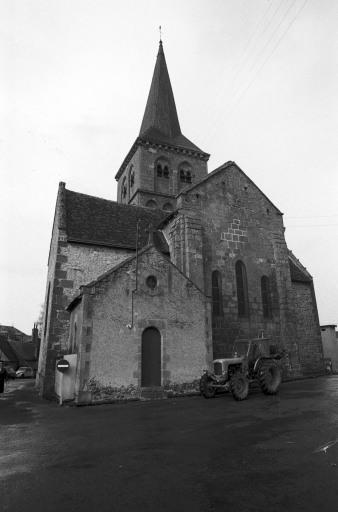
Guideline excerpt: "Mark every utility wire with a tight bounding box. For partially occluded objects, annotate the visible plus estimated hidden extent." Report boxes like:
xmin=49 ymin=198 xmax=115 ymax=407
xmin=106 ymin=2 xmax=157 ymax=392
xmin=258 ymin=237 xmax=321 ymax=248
xmin=205 ymin=0 xmax=304 ymax=146
xmin=237 ymin=0 xmax=297 ymax=87
xmin=231 ymin=0 xmax=277 ymax=82
xmin=232 ymin=0 xmax=285 ymax=86
xmin=225 ymin=0 xmax=308 ymax=118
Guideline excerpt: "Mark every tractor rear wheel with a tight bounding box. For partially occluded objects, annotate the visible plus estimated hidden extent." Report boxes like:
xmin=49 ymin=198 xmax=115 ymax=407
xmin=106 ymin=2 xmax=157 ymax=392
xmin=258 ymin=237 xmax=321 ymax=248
xmin=258 ymin=362 xmax=282 ymax=395
xmin=230 ymin=372 xmax=249 ymax=401
xmin=200 ymin=375 xmax=216 ymax=398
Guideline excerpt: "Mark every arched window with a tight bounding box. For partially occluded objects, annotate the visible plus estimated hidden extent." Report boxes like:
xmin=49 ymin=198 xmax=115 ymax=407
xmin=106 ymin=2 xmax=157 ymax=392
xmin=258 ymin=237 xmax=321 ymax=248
xmin=212 ymin=271 xmax=223 ymax=317
xmin=261 ymin=276 xmax=272 ymax=318
xmin=163 ymin=202 xmax=173 ymax=211
xmin=178 ymin=162 xmax=192 ymax=187
xmin=146 ymin=199 xmax=157 ymax=209
xmin=157 ymin=163 xmax=163 ymax=177
xmin=156 ymin=159 xmax=170 ymax=179
xmin=235 ymin=261 xmax=249 ymax=317
xmin=155 ymin=157 xmax=170 ymax=194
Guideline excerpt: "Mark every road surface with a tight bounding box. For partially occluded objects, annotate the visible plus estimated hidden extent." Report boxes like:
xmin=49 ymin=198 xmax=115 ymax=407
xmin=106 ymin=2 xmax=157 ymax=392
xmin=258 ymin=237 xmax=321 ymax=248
xmin=1 ymin=376 xmax=338 ymax=511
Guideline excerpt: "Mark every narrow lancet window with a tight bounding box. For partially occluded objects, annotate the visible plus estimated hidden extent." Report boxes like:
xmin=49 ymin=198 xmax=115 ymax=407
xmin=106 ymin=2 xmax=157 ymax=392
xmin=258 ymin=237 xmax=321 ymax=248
xmin=236 ymin=261 xmax=249 ymax=317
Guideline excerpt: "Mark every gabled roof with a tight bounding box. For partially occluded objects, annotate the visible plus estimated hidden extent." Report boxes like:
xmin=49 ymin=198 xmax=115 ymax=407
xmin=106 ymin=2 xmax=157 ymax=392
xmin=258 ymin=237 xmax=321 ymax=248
xmin=0 ymin=325 xmax=31 ymax=342
xmin=176 ymin=160 xmax=283 ymax=215
xmin=67 ymin=244 xmax=206 ymax=311
xmin=288 ymin=251 xmax=312 ymax=283
xmin=63 ymin=187 xmax=170 ymax=251
xmin=0 ymin=335 xmax=20 ymax=363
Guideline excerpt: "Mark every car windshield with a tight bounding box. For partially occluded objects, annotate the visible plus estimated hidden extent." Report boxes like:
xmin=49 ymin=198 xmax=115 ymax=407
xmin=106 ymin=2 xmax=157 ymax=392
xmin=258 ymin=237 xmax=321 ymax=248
xmin=17 ymin=367 xmax=29 ymax=371
xmin=232 ymin=341 xmax=249 ymax=357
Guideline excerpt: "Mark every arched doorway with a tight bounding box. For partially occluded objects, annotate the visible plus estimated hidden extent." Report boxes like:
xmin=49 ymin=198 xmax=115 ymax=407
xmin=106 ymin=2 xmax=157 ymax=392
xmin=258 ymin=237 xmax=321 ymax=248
xmin=141 ymin=327 xmax=161 ymax=387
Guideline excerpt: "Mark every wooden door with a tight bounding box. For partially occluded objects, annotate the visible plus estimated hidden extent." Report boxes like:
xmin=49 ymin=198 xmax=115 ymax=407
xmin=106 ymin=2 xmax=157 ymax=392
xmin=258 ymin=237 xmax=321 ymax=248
xmin=141 ymin=327 xmax=161 ymax=387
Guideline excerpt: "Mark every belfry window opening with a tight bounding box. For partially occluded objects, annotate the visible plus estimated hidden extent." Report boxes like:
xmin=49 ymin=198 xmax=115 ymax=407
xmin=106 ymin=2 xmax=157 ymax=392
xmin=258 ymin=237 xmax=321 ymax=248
xmin=157 ymin=163 xmax=169 ymax=178
xmin=180 ymin=169 xmax=192 ymax=184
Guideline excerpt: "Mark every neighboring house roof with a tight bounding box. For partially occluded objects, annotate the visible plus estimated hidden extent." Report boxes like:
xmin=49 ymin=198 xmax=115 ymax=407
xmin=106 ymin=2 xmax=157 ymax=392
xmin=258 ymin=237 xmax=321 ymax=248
xmin=288 ymin=251 xmax=312 ymax=283
xmin=0 ymin=335 xmax=37 ymax=367
xmin=0 ymin=325 xmax=31 ymax=343
xmin=10 ymin=341 xmax=37 ymax=362
xmin=63 ymin=188 xmax=170 ymax=252
xmin=0 ymin=335 xmax=21 ymax=363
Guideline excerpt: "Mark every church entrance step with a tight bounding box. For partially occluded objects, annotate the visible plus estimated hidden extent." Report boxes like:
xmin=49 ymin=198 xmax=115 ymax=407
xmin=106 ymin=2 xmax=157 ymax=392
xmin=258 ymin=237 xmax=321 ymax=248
xmin=140 ymin=386 xmax=166 ymax=400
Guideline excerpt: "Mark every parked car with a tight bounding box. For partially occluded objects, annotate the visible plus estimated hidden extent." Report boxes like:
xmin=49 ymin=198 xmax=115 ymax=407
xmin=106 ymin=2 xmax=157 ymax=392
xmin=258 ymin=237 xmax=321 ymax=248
xmin=16 ymin=366 xmax=35 ymax=378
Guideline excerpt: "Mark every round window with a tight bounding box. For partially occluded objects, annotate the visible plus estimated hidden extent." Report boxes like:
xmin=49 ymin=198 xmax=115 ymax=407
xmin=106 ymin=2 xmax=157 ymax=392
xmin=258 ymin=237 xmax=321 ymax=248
xmin=146 ymin=275 xmax=157 ymax=290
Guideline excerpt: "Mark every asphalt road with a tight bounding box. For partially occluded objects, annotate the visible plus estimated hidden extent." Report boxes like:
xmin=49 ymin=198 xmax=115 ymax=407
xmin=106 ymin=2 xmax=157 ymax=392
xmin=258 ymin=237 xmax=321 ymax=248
xmin=1 ymin=376 xmax=338 ymax=512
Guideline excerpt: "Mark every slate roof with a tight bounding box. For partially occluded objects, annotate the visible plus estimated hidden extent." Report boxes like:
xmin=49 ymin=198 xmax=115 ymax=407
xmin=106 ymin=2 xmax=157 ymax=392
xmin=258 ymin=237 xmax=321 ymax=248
xmin=139 ymin=41 xmax=204 ymax=154
xmin=0 ymin=335 xmax=20 ymax=363
xmin=0 ymin=325 xmax=31 ymax=342
xmin=10 ymin=341 xmax=37 ymax=366
xmin=139 ymin=126 xmax=203 ymax=153
xmin=288 ymin=252 xmax=312 ymax=283
xmin=64 ymin=188 xmax=170 ymax=252
xmin=115 ymin=42 xmax=209 ymax=180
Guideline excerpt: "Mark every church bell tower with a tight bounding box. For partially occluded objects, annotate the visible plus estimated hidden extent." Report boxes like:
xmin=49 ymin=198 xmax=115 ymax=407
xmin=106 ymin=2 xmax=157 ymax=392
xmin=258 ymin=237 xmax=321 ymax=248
xmin=115 ymin=40 xmax=209 ymax=211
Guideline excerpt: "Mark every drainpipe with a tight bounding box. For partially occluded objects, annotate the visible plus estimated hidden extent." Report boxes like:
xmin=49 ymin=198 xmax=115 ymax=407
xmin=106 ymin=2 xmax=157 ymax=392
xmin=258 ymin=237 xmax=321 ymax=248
xmin=128 ymin=220 xmax=140 ymax=329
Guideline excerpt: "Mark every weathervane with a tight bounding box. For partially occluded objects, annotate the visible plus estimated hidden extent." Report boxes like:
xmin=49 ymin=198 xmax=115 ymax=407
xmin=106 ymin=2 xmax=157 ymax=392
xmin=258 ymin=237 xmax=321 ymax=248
xmin=159 ymin=25 xmax=162 ymax=42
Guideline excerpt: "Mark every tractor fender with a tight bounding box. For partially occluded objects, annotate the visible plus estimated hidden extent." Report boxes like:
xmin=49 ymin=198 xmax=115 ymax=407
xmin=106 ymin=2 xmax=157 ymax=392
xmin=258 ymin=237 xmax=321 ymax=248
xmin=253 ymin=357 xmax=271 ymax=374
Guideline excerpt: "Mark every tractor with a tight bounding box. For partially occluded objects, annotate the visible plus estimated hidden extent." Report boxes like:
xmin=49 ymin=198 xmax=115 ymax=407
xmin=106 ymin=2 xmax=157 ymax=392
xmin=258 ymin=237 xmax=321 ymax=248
xmin=200 ymin=337 xmax=285 ymax=401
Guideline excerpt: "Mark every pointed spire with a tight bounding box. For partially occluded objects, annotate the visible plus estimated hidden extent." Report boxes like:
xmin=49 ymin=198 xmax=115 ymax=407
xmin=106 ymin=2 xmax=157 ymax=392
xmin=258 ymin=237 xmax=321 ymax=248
xmin=139 ymin=40 xmax=181 ymax=140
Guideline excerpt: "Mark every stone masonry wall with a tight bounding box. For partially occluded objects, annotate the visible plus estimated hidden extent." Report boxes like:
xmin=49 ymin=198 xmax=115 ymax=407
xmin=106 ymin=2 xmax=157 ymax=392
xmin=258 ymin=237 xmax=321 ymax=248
xmin=291 ymin=281 xmax=324 ymax=374
xmin=73 ymin=246 xmax=211 ymax=397
xmin=38 ymin=221 xmax=133 ymax=398
xmin=118 ymin=144 xmax=208 ymax=209
xmin=117 ymin=147 xmax=142 ymax=204
xmin=167 ymin=164 xmax=304 ymax=378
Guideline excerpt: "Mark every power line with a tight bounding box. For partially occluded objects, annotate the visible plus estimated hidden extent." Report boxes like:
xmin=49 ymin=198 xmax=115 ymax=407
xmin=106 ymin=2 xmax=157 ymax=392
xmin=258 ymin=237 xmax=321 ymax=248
xmin=231 ymin=0 xmax=278 ymax=83
xmin=204 ymin=0 xmax=306 ymax=146
xmin=226 ymin=0 xmax=308 ymax=117
xmin=237 ymin=0 xmax=297 ymax=86
xmin=199 ymin=1 xmax=275 ymax=129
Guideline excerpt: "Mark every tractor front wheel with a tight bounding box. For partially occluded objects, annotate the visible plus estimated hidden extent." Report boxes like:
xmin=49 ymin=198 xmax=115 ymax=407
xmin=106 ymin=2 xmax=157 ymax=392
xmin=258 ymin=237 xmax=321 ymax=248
xmin=200 ymin=375 xmax=216 ymax=399
xmin=230 ymin=372 xmax=249 ymax=401
xmin=258 ymin=362 xmax=282 ymax=395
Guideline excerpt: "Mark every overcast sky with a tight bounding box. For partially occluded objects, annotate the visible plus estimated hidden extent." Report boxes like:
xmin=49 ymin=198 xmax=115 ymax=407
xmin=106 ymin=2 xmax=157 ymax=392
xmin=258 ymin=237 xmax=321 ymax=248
xmin=1 ymin=0 xmax=337 ymax=334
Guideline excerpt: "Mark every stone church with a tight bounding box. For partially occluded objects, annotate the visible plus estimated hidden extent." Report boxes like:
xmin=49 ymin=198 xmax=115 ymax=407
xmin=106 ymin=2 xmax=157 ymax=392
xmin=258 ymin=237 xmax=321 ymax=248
xmin=37 ymin=41 xmax=324 ymax=402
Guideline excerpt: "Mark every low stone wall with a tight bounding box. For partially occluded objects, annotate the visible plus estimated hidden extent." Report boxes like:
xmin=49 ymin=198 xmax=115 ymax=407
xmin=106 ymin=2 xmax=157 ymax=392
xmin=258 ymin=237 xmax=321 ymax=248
xmin=78 ymin=378 xmax=201 ymax=404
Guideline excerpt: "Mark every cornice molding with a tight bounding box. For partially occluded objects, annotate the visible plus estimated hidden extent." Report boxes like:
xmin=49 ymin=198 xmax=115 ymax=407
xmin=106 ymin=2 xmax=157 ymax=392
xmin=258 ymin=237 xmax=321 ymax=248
xmin=115 ymin=137 xmax=210 ymax=181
